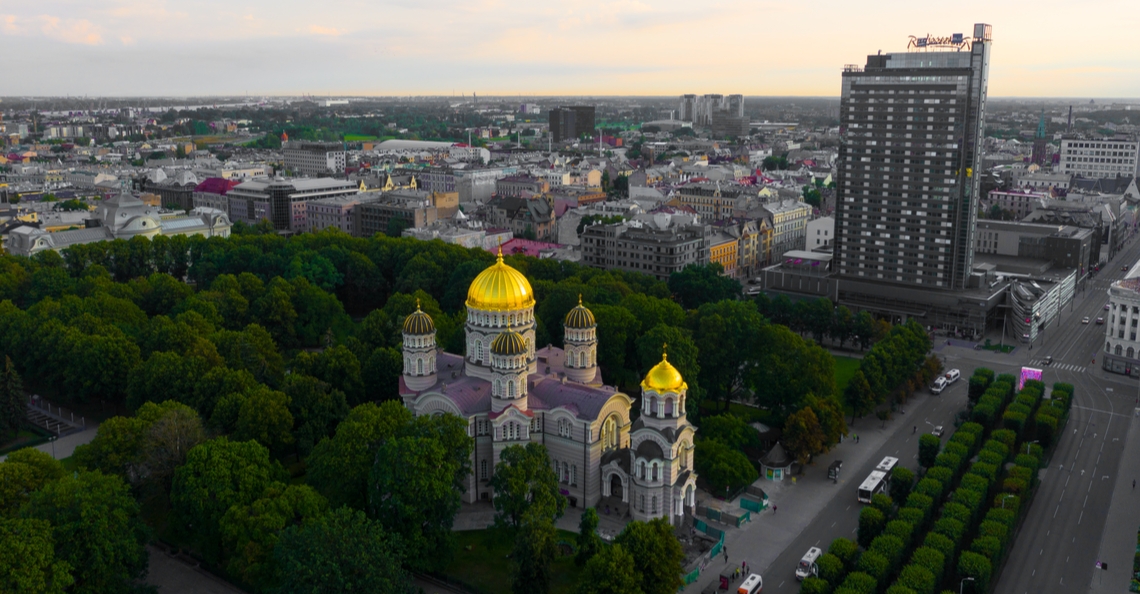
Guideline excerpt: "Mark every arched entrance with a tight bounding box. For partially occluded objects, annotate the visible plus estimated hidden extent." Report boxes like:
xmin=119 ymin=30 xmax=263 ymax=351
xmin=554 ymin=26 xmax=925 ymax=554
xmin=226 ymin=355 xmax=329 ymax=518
xmin=610 ymin=474 xmax=624 ymax=501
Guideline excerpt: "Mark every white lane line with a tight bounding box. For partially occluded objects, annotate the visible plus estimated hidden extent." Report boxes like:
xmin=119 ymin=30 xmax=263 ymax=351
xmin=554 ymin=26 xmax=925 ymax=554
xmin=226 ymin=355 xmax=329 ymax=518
xmin=1078 ymin=511 xmax=1083 ymax=525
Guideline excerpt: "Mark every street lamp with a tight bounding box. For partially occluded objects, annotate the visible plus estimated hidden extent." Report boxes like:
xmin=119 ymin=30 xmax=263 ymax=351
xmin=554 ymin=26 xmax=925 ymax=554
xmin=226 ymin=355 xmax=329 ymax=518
xmin=1001 ymin=494 xmax=1014 ymax=509
xmin=1025 ymin=440 xmax=1039 ymax=455
xmin=960 ymin=576 xmax=975 ymax=594
xmin=49 ymin=436 xmax=56 ymax=460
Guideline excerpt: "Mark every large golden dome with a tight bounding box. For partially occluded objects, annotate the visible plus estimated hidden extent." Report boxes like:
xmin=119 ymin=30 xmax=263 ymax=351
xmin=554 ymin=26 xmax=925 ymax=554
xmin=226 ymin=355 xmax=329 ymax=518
xmin=466 ymin=248 xmax=536 ymax=311
xmin=641 ymin=350 xmax=687 ymax=394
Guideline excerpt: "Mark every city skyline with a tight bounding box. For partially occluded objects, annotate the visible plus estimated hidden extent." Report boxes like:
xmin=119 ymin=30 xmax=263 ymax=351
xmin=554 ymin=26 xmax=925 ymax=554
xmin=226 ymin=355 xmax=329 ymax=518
xmin=1 ymin=0 xmax=1138 ymax=98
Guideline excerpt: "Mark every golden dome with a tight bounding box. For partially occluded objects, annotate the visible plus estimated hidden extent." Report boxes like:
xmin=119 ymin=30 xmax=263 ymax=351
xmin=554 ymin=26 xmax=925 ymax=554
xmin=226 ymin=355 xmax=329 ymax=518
xmin=466 ymin=248 xmax=536 ymax=312
xmin=402 ymin=300 xmax=435 ymax=335
xmin=641 ymin=348 xmax=687 ymax=394
xmin=564 ymin=295 xmax=596 ymax=329
xmin=490 ymin=326 xmax=528 ymax=356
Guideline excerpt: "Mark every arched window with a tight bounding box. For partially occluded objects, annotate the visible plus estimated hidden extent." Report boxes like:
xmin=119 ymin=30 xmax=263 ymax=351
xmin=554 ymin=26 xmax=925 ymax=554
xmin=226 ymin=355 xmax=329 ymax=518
xmin=652 ymin=496 xmax=658 ymax=514
xmin=1130 ymin=347 xmax=1136 ymax=359
xmin=1108 ymin=341 xmax=1112 ymax=352
xmin=652 ymin=462 xmax=659 ymax=481
xmin=476 ymin=340 xmax=484 ymax=362
xmin=1116 ymin=345 xmax=1123 ymax=356
xmin=508 ymin=380 xmax=516 ymax=397
xmin=579 ymin=351 xmax=587 ymax=367
xmin=665 ymin=398 xmax=674 ymax=416
xmin=650 ymin=396 xmax=658 ymax=416
xmin=417 ymin=358 xmax=424 ymax=375
xmin=493 ymin=379 xmax=501 ymax=396
xmin=638 ymin=460 xmax=646 ymax=479
xmin=481 ymin=460 xmax=487 ymax=479
xmin=640 ymin=494 xmax=646 ymax=512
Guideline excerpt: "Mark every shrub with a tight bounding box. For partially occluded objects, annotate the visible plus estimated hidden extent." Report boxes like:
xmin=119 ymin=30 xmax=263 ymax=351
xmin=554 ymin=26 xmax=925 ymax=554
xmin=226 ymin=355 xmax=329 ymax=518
xmin=951 ymin=488 xmax=983 ymax=516
xmin=925 ymin=466 xmax=952 ymax=487
xmin=923 ymin=532 xmax=956 ymax=562
xmin=990 ymin=429 xmax=1016 ymax=448
xmin=885 ymin=586 xmax=917 ymax=594
xmin=1033 ymin=414 xmax=1058 ymax=447
xmin=1008 ymin=466 xmax=1032 ymax=483
xmin=981 ymin=440 xmax=1009 ymax=462
xmin=1002 ymin=411 xmax=1027 ymax=435
xmin=891 ymin=467 xmax=915 ymax=503
xmin=993 ymin=494 xmax=1020 ymax=515
xmin=897 ymin=507 xmax=925 ymax=529
xmin=970 ymin=405 xmax=995 ymax=426
xmin=839 ymin=572 xmax=878 ymax=594
xmin=984 ymin=507 xmax=1015 ymax=529
xmin=801 ymin=576 xmax=831 ymax=594
xmin=1007 ymin=403 xmax=1031 ymax=417
xmin=979 ymin=520 xmax=1009 ymax=545
xmin=933 ymin=452 xmax=961 ymax=477
xmin=1027 ymin=443 xmax=1043 ymax=459
xmin=968 ymin=462 xmax=997 ymax=482
xmin=871 ymin=493 xmax=894 ymax=518
xmin=914 ymin=478 xmax=944 ymax=501
xmin=976 ymin=450 xmax=1004 ymax=466
xmin=694 ymin=439 xmax=759 ymax=493
xmin=818 ymin=552 xmax=846 ymax=584
xmin=905 ymin=492 xmax=934 ymax=522
xmin=948 ymin=431 xmax=976 ymax=452
xmin=855 ymin=550 xmax=891 ymax=585
xmin=960 ymin=473 xmax=989 ymax=496
xmin=1053 ymin=382 xmax=1074 ymax=394
xmin=897 ymin=564 xmax=937 ymax=594
xmin=828 ymin=538 xmax=859 ymax=570
xmin=869 ymin=535 xmax=906 ymax=568
xmin=943 ymin=442 xmax=969 ymax=461
xmin=957 ymin=551 xmax=993 ymax=593
xmin=918 ymin=434 xmax=941 ymax=468
xmin=1013 ymin=453 xmax=1039 ymax=469
xmin=958 ymin=421 xmax=985 ymax=436
xmin=970 ymin=535 xmax=1002 ymax=561
xmin=910 ymin=546 xmax=946 ymax=585
xmin=858 ymin=506 xmax=886 ymax=549
xmin=932 ymin=517 xmax=965 ymax=542
xmin=940 ymin=502 xmax=971 ymax=526
xmin=1002 ymin=477 xmax=1027 ymax=496
xmin=884 ymin=520 xmax=914 ymax=548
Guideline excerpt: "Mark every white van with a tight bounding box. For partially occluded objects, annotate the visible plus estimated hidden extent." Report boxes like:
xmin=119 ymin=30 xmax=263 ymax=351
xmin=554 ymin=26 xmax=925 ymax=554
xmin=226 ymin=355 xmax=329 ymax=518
xmin=930 ymin=377 xmax=948 ymax=394
xmin=944 ymin=369 xmax=961 ymax=383
xmin=795 ymin=547 xmax=822 ymax=580
xmin=737 ymin=573 xmax=763 ymax=594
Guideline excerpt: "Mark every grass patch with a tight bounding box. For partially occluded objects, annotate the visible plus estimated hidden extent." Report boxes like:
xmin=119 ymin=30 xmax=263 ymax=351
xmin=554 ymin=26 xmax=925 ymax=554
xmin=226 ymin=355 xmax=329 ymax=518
xmin=59 ymin=455 xmax=80 ymax=473
xmin=834 ymin=355 xmax=861 ymax=395
xmin=698 ymin=401 xmax=772 ymax=424
xmin=344 ymin=134 xmax=378 ymax=142
xmin=443 ymin=528 xmax=584 ymax=594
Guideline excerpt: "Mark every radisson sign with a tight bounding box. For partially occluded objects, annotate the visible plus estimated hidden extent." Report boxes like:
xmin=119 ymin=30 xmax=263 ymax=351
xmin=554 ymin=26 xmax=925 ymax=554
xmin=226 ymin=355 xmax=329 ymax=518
xmin=907 ymin=33 xmax=971 ymax=51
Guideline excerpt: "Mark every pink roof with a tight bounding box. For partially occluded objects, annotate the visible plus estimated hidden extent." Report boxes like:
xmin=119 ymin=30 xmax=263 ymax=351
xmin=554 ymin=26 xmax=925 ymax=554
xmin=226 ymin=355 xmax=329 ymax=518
xmin=493 ymin=238 xmax=564 ymax=258
xmin=194 ymin=177 xmax=241 ymax=195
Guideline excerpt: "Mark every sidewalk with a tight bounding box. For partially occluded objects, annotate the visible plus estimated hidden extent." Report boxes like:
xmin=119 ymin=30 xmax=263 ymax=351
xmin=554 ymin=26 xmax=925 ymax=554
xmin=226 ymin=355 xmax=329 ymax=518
xmin=686 ymin=412 xmax=912 ymax=592
xmin=0 ymin=425 xmax=98 ymax=463
xmin=452 ymin=499 xmax=631 ymax=540
xmin=1089 ymin=406 xmax=1140 ymax=594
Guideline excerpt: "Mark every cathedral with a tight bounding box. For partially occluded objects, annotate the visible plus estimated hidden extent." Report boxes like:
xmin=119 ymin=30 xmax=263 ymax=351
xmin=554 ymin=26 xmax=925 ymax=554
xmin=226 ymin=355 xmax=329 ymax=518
xmin=399 ymin=249 xmax=698 ymax=523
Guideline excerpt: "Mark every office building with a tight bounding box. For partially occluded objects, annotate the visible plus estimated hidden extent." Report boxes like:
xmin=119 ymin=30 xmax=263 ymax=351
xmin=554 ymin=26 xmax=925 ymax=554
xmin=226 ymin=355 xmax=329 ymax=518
xmin=226 ymin=178 xmax=358 ymax=231
xmin=834 ymin=24 xmax=993 ymax=291
xmin=679 ymin=95 xmax=697 ymax=122
xmin=549 ymin=106 xmax=596 ymax=143
xmin=283 ymin=141 xmax=346 ymax=177
xmin=1058 ymin=136 xmax=1139 ymax=179
xmin=763 ymin=200 xmax=813 ymax=258
xmin=1105 ymin=274 xmax=1140 ymax=376
xmin=353 ymin=190 xmax=457 ymax=237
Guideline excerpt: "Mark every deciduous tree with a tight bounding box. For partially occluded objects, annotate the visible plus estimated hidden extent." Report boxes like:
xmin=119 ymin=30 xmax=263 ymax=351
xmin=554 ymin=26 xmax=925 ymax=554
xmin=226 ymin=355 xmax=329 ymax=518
xmin=614 ymin=518 xmax=684 ymax=594
xmin=491 ymin=443 xmax=566 ymax=530
xmin=575 ymin=543 xmax=641 ymax=594
xmin=0 ymin=517 xmax=73 ymax=594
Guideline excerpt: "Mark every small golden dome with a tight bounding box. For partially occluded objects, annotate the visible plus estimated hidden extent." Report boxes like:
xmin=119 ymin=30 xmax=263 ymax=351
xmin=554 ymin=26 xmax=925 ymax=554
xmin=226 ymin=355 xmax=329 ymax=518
xmin=490 ymin=326 xmax=528 ymax=356
xmin=402 ymin=300 xmax=435 ymax=335
xmin=466 ymin=247 xmax=536 ymax=312
xmin=564 ymin=294 xmax=596 ymax=329
xmin=641 ymin=348 xmax=687 ymax=394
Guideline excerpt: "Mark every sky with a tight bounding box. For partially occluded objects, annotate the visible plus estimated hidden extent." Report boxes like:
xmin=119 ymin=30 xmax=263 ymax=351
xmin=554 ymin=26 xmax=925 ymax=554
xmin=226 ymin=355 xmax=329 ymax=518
xmin=1 ymin=0 xmax=1137 ymax=98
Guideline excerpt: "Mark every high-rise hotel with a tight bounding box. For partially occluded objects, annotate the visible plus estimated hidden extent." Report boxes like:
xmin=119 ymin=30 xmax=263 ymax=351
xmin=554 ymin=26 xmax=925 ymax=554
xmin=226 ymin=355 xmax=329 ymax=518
xmin=834 ymin=24 xmax=992 ymax=292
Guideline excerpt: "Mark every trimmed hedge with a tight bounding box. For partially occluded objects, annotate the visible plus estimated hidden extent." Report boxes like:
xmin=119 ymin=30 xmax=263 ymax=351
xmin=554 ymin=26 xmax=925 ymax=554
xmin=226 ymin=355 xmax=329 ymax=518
xmin=828 ymin=538 xmax=859 ymax=570
xmin=896 ymin=564 xmax=937 ymax=594
xmin=884 ymin=520 xmax=915 ymax=548
xmin=818 ymin=552 xmax=846 ymax=584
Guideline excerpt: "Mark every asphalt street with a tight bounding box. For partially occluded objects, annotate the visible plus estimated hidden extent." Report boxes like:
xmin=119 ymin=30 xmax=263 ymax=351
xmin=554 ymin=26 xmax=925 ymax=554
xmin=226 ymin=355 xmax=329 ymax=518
xmin=993 ymin=236 xmax=1140 ymax=594
xmin=756 ymin=373 xmax=972 ymax=593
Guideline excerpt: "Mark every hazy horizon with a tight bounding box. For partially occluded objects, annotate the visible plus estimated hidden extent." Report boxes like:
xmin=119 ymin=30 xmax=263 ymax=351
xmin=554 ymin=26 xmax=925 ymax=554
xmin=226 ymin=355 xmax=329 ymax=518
xmin=2 ymin=0 xmax=1138 ymax=97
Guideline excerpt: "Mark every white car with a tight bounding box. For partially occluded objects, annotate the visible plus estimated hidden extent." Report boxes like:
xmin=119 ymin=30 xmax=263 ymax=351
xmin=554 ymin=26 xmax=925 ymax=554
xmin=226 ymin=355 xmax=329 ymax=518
xmin=931 ymin=425 xmax=945 ymax=437
xmin=1082 ymin=317 xmax=1090 ymax=324
xmin=944 ymin=369 xmax=961 ymax=383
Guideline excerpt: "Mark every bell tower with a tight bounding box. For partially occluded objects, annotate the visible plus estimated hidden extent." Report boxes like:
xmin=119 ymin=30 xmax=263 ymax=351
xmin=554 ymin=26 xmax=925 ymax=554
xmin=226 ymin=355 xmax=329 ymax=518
xmin=563 ymin=295 xmax=598 ymax=384
xmin=401 ymin=300 xmax=438 ymax=391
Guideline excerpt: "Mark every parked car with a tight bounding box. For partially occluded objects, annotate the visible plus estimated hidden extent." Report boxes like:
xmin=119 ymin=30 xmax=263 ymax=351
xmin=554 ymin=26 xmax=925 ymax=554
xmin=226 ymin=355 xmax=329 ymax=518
xmin=930 ymin=377 xmax=948 ymax=394
xmin=1124 ymin=265 xmax=1130 ymax=271
xmin=931 ymin=425 xmax=945 ymax=437
xmin=1082 ymin=317 xmax=1090 ymax=324
xmin=1106 ymin=303 xmax=1112 ymax=310
xmin=1097 ymin=317 xmax=1105 ymax=324
xmin=944 ymin=369 xmax=961 ymax=383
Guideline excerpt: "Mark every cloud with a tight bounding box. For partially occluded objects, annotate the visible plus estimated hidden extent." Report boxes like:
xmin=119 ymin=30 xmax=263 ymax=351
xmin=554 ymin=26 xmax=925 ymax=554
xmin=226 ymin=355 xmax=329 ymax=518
xmin=0 ymin=13 xmax=103 ymax=45
xmin=308 ymin=25 xmax=341 ymax=37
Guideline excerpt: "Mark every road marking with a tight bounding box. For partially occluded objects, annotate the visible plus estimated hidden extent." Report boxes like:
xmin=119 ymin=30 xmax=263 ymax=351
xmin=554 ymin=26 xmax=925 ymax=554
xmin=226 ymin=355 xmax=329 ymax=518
xmin=831 ymin=522 xmax=836 ymax=528
xmin=1083 ymin=494 xmax=1088 ymax=508
xmin=846 ymin=505 xmax=851 ymax=511
xmin=779 ymin=581 xmax=784 ymax=588
xmin=1073 ymin=405 xmax=1131 ymax=418
xmin=1039 ymin=549 xmax=1043 ymax=556
xmin=1078 ymin=511 xmax=1083 ymax=525
xmin=1054 ymin=505 xmax=1060 ymax=518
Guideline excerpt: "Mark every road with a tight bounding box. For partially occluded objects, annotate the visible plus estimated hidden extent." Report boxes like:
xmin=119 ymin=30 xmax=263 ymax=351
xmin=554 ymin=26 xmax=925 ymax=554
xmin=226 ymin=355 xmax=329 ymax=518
xmin=757 ymin=376 xmax=971 ymax=593
xmin=995 ymin=234 xmax=1140 ymax=594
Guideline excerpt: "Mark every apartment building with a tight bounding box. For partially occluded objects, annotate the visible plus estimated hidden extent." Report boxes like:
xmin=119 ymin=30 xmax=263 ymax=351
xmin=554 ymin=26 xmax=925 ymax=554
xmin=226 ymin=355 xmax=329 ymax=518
xmin=580 ymin=221 xmax=710 ymax=281
xmin=283 ymin=141 xmax=346 ymax=177
xmin=1059 ymin=136 xmax=1139 ymax=179
xmin=226 ymin=178 xmax=358 ymax=231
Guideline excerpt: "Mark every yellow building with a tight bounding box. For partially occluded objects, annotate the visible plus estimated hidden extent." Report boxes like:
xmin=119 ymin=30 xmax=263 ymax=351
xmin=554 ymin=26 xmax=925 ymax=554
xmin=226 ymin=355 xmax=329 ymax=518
xmin=709 ymin=232 xmax=739 ymax=278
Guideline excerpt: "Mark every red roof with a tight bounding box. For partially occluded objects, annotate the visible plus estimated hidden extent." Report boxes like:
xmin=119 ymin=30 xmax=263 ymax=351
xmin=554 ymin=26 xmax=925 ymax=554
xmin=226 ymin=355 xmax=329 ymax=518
xmin=492 ymin=238 xmax=564 ymax=258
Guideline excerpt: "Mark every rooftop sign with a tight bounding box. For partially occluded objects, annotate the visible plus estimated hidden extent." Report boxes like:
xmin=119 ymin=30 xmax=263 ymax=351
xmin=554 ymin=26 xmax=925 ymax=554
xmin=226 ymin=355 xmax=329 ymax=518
xmin=907 ymin=33 xmax=971 ymax=51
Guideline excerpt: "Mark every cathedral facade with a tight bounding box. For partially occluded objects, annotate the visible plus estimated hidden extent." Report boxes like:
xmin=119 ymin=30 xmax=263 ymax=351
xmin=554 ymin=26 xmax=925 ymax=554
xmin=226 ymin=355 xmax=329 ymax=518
xmin=399 ymin=250 xmax=698 ymax=523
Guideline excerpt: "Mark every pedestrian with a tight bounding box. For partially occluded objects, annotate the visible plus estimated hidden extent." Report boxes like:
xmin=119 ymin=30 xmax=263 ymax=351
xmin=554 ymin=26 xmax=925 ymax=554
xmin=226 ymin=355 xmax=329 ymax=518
xmin=1133 ymin=479 xmax=1136 ymax=489
xmin=724 ymin=549 xmax=729 ymax=564
xmin=913 ymin=425 xmax=917 ymax=434
xmin=773 ymin=505 xmax=777 ymax=515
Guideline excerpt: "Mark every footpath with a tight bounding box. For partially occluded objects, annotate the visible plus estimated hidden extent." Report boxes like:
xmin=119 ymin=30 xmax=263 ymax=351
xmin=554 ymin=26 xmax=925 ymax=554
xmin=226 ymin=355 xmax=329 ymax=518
xmin=1089 ymin=406 xmax=1140 ymax=594
xmin=686 ymin=403 xmax=925 ymax=593
xmin=0 ymin=425 xmax=98 ymax=463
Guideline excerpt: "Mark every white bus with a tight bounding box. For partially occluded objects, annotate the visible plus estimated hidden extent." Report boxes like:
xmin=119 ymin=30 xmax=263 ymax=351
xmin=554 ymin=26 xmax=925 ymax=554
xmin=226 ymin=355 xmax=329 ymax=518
xmin=858 ymin=470 xmax=888 ymax=503
xmin=876 ymin=456 xmax=899 ymax=474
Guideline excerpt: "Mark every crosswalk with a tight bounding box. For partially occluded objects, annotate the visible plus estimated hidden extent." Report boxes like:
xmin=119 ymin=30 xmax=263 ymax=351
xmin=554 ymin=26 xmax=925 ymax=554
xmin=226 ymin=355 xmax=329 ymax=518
xmin=1028 ymin=359 xmax=1086 ymax=373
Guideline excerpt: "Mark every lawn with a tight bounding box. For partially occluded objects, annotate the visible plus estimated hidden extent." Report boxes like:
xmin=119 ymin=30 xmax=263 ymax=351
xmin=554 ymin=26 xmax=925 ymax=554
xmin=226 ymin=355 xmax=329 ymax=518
xmin=344 ymin=134 xmax=378 ymax=142
xmin=444 ymin=528 xmax=585 ymax=594
xmin=834 ymin=355 xmax=861 ymax=395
